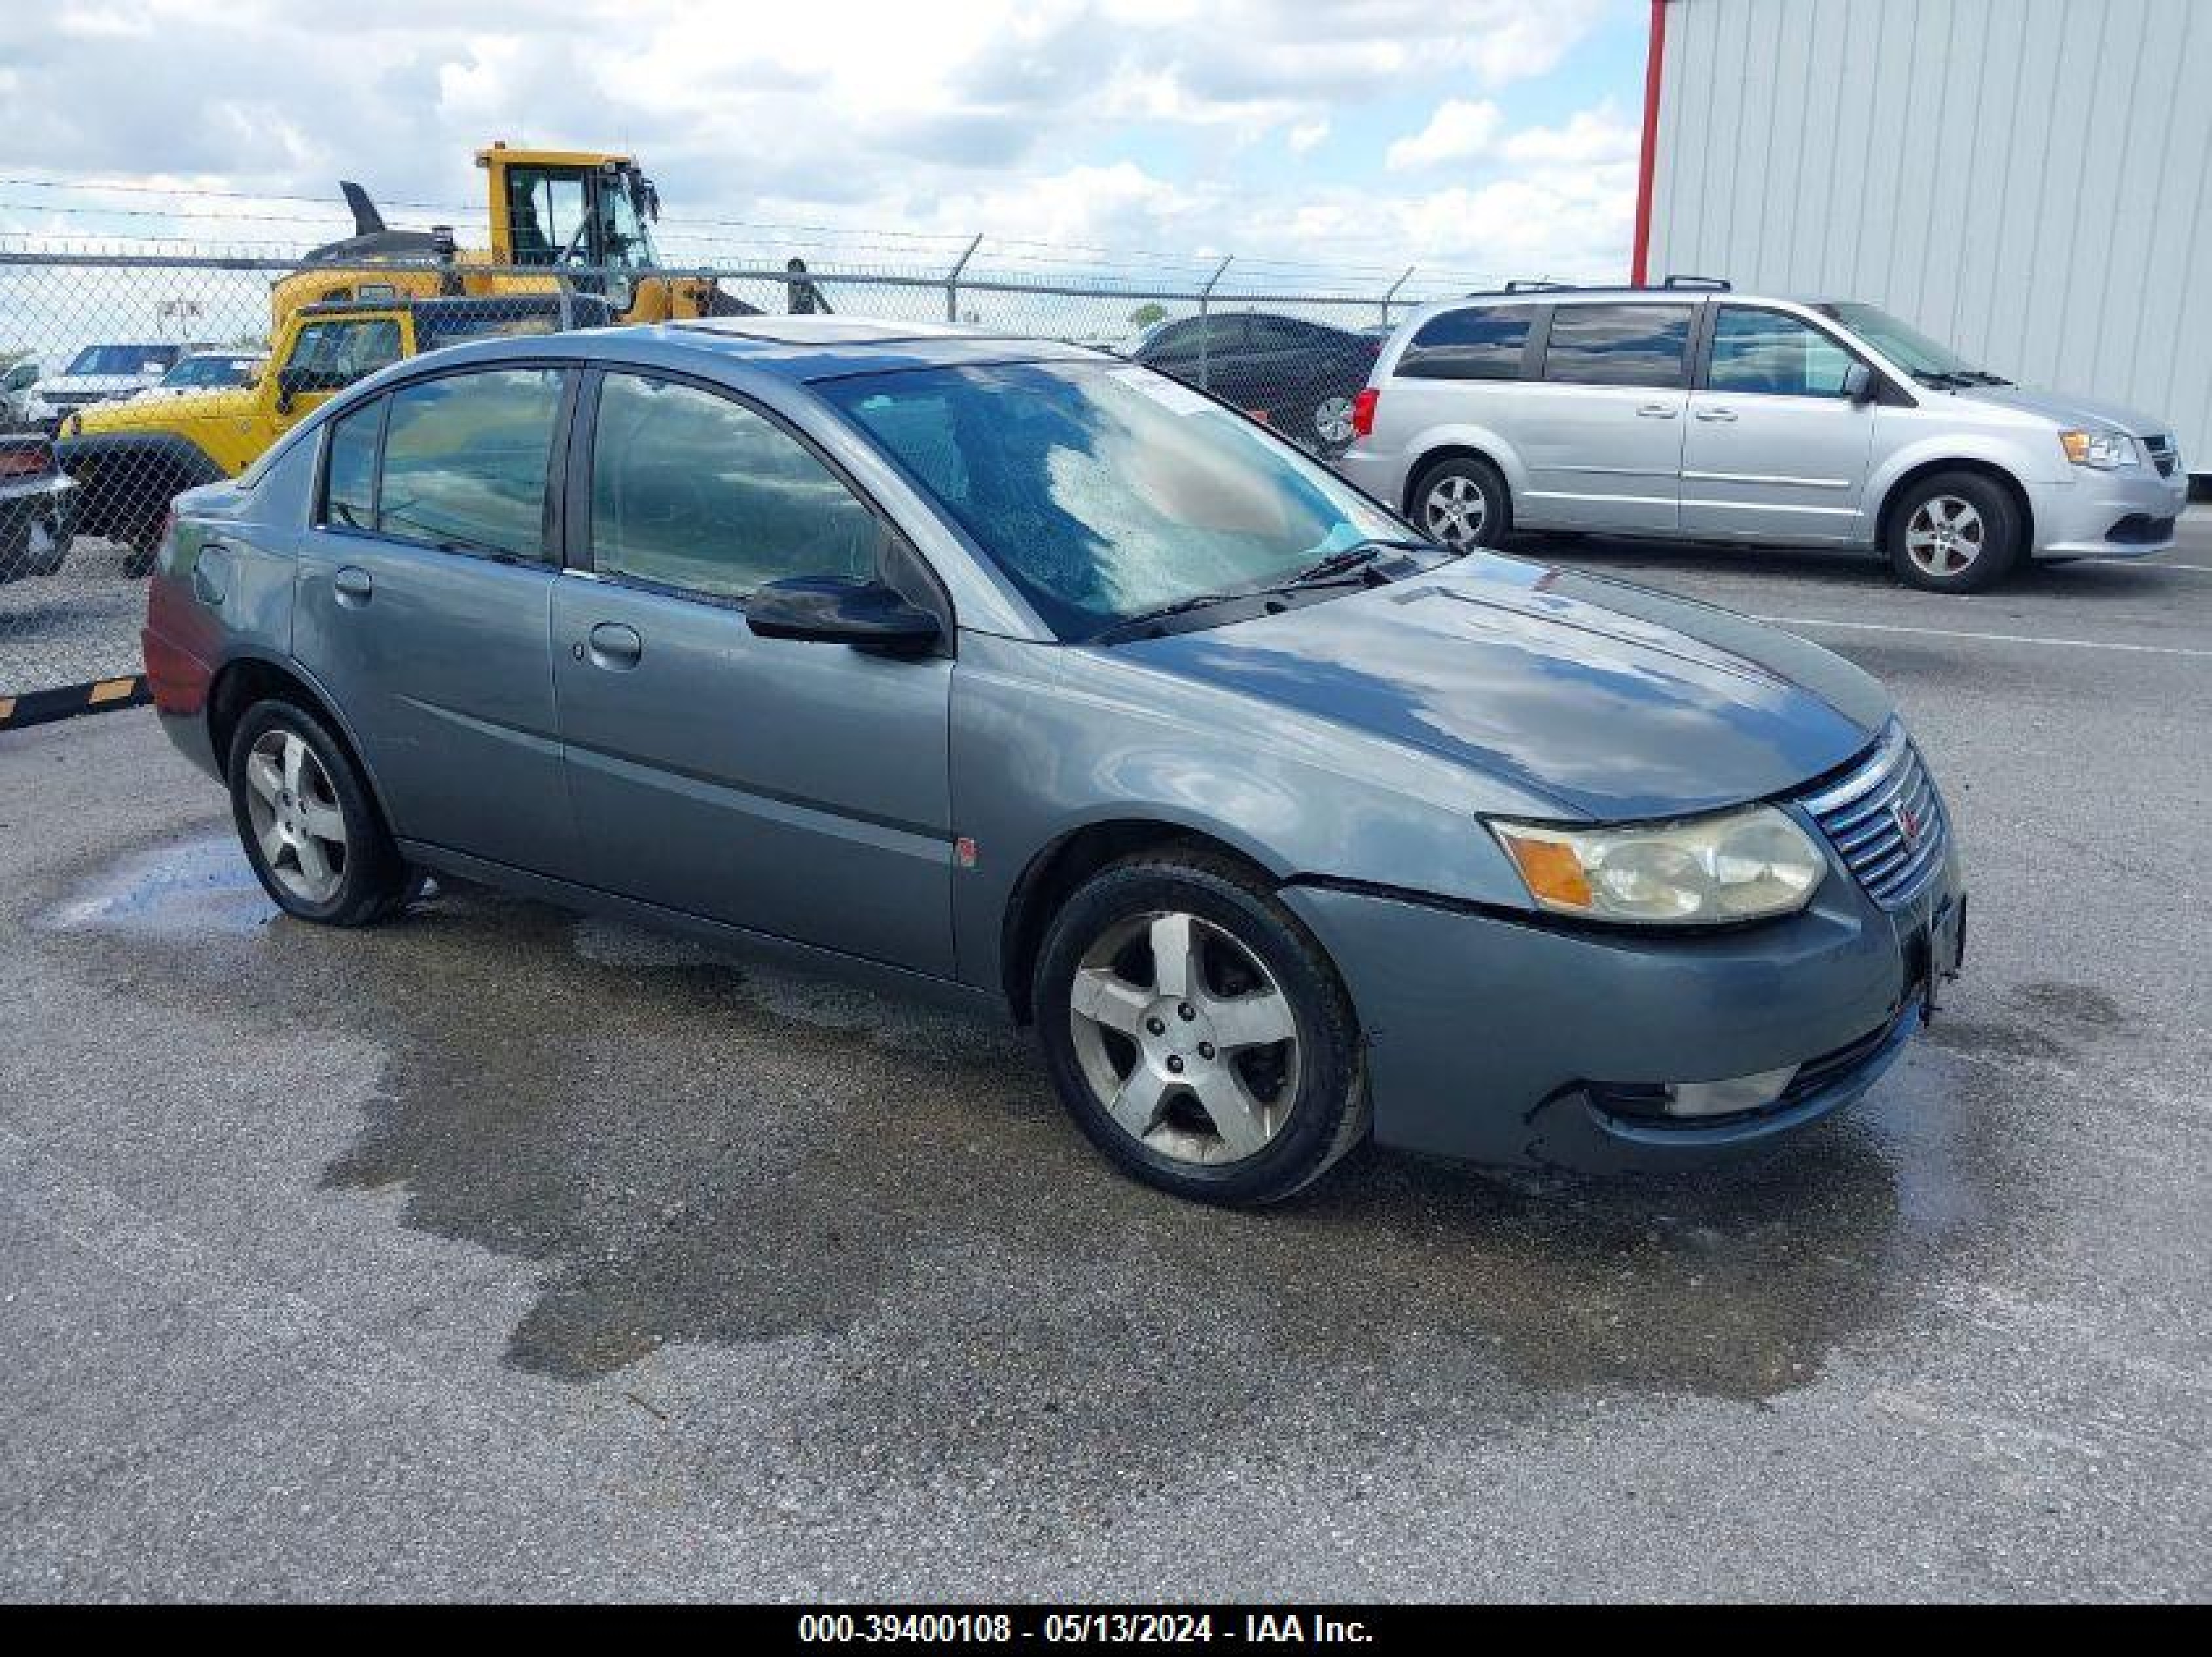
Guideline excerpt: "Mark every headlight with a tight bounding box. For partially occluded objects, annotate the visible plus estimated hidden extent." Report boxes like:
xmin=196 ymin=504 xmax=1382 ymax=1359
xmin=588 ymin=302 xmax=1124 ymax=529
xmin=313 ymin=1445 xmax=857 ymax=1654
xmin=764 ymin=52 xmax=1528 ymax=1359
xmin=2059 ymin=428 xmax=2138 ymax=469
xmin=1489 ymin=805 xmax=1826 ymax=925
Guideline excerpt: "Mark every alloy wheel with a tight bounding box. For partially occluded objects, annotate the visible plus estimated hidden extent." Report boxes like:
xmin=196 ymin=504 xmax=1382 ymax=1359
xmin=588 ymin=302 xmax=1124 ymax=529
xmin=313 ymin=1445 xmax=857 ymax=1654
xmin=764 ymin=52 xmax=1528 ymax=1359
xmin=1423 ymin=474 xmax=1488 ymax=546
xmin=1312 ymin=395 xmax=1355 ymax=446
xmin=243 ymin=728 xmax=348 ymax=904
xmin=1067 ymin=910 xmax=1302 ymax=1166
xmin=1904 ymin=494 xmax=1985 ymax=577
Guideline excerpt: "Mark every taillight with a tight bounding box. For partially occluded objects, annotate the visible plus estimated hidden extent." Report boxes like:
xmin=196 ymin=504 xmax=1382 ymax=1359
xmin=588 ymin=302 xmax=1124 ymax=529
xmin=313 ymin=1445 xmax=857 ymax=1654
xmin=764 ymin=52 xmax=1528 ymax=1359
xmin=0 ymin=440 xmax=52 ymax=478
xmin=1350 ymin=387 xmax=1379 ymax=439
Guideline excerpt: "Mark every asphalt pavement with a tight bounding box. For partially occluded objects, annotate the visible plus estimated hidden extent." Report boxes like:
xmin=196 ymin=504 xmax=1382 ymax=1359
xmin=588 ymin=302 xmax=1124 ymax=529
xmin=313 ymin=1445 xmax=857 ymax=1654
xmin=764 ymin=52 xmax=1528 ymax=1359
xmin=1 ymin=518 xmax=2207 ymax=1601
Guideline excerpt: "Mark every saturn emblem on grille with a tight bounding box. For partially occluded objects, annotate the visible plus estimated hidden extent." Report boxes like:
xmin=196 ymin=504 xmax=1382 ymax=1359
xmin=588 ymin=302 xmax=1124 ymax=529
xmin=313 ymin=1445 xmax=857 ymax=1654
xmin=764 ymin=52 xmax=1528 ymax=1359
xmin=1892 ymin=798 xmax=1923 ymax=848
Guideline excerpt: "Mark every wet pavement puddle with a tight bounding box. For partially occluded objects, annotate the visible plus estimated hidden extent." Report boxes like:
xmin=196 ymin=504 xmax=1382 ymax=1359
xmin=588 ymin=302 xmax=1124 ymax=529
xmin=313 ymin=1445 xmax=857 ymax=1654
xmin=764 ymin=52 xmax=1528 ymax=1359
xmin=28 ymin=829 xmax=2042 ymax=1427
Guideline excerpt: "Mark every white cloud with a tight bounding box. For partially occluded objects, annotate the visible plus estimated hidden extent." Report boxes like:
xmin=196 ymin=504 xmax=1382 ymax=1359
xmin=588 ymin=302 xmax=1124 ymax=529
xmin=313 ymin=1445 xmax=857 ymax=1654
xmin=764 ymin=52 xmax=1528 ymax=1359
xmin=1385 ymin=100 xmax=1506 ymax=171
xmin=1501 ymin=101 xmax=1641 ymax=167
xmin=0 ymin=1 xmax=1634 ymax=291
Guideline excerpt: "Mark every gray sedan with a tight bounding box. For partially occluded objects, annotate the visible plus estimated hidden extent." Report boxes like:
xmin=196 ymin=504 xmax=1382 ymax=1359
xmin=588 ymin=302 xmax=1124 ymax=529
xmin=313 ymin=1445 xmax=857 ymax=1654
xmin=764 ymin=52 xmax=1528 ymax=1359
xmin=141 ymin=317 xmax=1965 ymax=1203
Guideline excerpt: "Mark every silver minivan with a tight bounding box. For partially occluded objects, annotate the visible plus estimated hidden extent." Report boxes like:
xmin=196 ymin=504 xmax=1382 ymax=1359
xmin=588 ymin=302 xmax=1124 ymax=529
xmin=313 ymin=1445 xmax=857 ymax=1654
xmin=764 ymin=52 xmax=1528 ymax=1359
xmin=1338 ymin=282 xmax=2188 ymax=592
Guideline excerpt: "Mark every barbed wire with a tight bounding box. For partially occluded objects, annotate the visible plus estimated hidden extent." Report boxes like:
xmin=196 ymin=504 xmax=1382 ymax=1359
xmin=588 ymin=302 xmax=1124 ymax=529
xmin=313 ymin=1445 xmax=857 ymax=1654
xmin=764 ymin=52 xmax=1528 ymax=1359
xmin=0 ymin=174 xmax=1522 ymax=293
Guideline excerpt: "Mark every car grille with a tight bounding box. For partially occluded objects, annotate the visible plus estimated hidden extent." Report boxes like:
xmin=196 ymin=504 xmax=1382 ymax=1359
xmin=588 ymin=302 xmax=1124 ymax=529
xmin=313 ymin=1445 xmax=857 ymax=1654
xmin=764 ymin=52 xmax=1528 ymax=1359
xmin=2144 ymin=433 xmax=2179 ymax=477
xmin=1799 ymin=722 xmax=1948 ymax=910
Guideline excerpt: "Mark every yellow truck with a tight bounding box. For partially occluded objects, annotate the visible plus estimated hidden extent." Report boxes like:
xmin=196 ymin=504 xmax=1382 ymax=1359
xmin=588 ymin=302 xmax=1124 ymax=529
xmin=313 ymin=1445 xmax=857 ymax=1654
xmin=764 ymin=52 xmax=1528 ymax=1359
xmin=271 ymin=143 xmax=755 ymax=329
xmin=54 ymin=291 xmax=612 ymax=572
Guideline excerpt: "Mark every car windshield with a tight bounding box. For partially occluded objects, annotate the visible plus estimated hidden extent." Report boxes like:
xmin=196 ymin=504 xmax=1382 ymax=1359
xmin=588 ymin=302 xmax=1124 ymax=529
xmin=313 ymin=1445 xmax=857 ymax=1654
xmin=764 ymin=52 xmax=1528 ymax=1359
xmin=65 ymin=344 xmax=177 ymax=376
xmin=822 ymin=360 xmax=1408 ymax=641
xmin=162 ymin=356 xmax=255 ymax=387
xmin=1815 ymin=302 xmax=2003 ymax=384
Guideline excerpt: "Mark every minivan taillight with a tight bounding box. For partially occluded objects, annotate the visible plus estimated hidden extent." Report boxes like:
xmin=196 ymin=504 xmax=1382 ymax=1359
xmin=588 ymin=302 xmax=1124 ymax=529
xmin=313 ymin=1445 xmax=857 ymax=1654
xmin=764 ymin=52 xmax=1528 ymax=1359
xmin=1350 ymin=387 xmax=1379 ymax=439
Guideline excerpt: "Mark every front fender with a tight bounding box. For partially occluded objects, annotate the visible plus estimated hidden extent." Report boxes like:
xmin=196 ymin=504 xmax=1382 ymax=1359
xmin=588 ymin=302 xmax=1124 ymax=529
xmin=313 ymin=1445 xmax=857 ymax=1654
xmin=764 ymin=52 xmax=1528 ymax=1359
xmin=948 ymin=633 xmax=1554 ymax=997
xmin=54 ymin=431 xmax=228 ymax=535
xmin=1861 ymin=430 xmax=2050 ymax=528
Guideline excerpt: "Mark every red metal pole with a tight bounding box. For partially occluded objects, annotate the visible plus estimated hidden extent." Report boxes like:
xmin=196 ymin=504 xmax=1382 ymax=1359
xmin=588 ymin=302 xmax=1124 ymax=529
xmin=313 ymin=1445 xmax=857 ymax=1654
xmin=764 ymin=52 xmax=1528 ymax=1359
xmin=1631 ymin=0 xmax=1669 ymax=286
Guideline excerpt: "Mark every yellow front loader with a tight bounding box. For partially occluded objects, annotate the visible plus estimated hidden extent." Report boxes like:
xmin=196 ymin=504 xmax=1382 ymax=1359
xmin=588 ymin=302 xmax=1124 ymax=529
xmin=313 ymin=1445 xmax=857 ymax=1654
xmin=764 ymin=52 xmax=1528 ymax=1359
xmin=270 ymin=142 xmax=758 ymax=332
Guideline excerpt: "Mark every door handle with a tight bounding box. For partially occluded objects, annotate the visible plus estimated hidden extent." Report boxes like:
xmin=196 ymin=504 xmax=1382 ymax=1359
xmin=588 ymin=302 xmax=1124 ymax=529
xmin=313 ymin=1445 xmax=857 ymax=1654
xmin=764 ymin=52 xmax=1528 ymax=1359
xmin=582 ymin=621 xmax=643 ymax=671
xmin=332 ymin=565 xmax=372 ymax=606
xmin=1635 ymin=403 xmax=1679 ymax=419
xmin=1695 ymin=407 xmax=1739 ymax=422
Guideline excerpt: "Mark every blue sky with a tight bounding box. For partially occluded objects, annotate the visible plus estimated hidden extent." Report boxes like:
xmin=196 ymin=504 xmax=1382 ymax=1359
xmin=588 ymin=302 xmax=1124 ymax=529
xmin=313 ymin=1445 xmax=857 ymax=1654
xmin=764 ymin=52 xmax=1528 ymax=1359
xmin=0 ymin=1 xmax=1650 ymax=293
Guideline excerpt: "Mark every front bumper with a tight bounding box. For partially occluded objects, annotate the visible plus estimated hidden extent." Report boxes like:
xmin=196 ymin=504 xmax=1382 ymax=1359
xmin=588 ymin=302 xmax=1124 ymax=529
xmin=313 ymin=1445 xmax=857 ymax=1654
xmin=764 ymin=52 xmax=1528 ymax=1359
xmin=0 ymin=474 xmax=78 ymax=577
xmin=2027 ymin=466 xmax=2190 ymax=559
xmin=1283 ymin=846 xmax=1965 ymax=1174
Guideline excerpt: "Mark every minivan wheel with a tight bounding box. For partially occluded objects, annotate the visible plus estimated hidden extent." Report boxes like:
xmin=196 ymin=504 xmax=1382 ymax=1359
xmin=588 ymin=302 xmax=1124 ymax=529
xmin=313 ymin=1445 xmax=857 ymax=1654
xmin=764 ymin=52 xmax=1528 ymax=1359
xmin=1885 ymin=471 xmax=2022 ymax=592
xmin=1413 ymin=455 xmax=1509 ymax=550
xmin=1033 ymin=850 xmax=1368 ymax=1205
xmin=227 ymin=700 xmax=415 ymax=926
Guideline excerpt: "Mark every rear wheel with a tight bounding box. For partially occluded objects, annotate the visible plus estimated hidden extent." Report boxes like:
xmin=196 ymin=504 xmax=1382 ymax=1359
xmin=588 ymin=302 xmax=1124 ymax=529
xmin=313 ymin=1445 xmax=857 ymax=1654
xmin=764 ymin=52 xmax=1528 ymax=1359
xmin=1033 ymin=850 xmax=1368 ymax=1205
xmin=1885 ymin=470 xmax=2022 ymax=592
xmin=227 ymin=700 xmax=415 ymax=926
xmin=1412 ymin=454 xmax=1510 ymax=550
xmin=1310 ymin=393 xmax=1357 ymax=452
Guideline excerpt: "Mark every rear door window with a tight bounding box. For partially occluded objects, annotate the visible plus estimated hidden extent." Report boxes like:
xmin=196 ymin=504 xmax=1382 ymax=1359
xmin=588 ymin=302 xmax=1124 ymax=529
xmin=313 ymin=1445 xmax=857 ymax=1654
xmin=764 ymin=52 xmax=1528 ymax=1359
xmin=1399 ymin=306 xmax=1533 ymax=380
xmin=1540 ymin=304 xmax=1694 ymax=388
xmin=320 ymin=398 xmax=382 ymax=531
xmin=375 ymin=368 xmax=563 ymax=560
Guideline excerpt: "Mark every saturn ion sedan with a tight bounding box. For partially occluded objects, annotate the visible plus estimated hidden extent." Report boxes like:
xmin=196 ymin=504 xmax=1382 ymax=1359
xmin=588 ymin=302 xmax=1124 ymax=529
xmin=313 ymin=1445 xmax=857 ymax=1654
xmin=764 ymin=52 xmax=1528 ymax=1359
xmin=140 ymin=316 xmax=1965 ymax=1204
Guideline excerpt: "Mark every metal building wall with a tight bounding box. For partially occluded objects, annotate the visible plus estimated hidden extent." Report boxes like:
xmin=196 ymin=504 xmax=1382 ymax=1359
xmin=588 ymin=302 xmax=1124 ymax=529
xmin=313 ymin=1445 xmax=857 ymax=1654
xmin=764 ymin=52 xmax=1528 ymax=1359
xmin=1644 ymin=0 xmax=2212 ymax=470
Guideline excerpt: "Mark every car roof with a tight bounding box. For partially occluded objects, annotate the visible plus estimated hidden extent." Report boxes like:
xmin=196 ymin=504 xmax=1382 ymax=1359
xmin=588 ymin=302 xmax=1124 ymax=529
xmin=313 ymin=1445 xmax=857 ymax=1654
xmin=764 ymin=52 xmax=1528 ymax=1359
xmin=391 ymin=314 xmax=1107 ymax=383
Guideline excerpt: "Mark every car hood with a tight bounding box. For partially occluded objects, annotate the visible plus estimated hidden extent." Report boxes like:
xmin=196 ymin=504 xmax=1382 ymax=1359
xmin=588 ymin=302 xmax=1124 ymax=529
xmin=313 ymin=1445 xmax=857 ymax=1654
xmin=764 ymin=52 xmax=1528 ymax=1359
xmin=1952 ymin=383 xmax=2173 ymax=437
xmin=71 ymin=385 xmax=257 ymax=435
xmin=1117 ymin=555 xmax=1891 ymax=821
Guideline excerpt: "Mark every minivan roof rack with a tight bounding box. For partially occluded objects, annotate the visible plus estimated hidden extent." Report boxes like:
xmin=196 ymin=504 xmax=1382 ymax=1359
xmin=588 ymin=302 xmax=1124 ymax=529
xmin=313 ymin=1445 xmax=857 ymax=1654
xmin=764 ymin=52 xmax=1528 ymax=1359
xmin=1459 ymin=276 xmax=1735 ymax=300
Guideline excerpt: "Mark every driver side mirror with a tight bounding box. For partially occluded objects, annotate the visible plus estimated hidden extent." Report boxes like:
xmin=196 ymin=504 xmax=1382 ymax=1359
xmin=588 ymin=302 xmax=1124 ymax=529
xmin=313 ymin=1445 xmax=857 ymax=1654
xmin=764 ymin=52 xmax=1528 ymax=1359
xmin=745 ymin=576 xmax=943 ymax=656
xmin=1843 ymin=362 xmax=1877 ymax=404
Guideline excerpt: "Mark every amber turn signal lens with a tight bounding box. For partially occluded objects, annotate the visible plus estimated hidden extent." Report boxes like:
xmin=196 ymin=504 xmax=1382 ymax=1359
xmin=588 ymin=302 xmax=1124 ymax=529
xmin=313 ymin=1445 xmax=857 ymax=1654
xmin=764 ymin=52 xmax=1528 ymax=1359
xmin=1499 ymin=833 xmax=1594 ymax=910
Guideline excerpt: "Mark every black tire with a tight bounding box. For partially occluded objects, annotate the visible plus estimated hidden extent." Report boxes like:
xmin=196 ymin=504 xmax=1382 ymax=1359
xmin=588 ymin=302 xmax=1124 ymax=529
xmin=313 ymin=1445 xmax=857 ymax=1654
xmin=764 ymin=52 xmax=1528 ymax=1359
xmin=1410 ymin=454 xmax=1510 ymax=550
xmin=226 ymin=699 xmax=415 ymax=927
xmin=1883 ymin=469 xmax=2023 ymax=592
xmin=1033 ymin=849 xmax=1369 ymax=1205
xmin=120 ymin=515 xmax=163 ymax=579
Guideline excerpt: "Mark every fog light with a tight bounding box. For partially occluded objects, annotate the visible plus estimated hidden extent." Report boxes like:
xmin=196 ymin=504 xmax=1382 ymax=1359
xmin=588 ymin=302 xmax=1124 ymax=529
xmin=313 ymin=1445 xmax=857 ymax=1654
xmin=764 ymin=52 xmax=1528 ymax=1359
xmin=1661 ymin=1063 xmax=1798 ymax=1118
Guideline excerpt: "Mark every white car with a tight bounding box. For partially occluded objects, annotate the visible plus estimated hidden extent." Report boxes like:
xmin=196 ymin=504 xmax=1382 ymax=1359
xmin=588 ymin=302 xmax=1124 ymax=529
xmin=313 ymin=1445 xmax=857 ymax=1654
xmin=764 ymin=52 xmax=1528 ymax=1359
xmin=24 ymin=342 xmax=204 ymax=429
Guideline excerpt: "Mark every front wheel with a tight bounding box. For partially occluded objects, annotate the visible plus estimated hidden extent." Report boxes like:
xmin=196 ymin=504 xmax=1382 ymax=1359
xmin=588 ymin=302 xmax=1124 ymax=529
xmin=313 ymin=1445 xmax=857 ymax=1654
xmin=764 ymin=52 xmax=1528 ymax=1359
xmin=227 ymin=700 xmax=416 ymax=926
xmin=1033 ymin=851 xmax=1368 ymax=1205
xmin=1412 ymin=455 xmax=1510 ymax=550
xmin=1885 ymin=471 xmax=2023 ymax=592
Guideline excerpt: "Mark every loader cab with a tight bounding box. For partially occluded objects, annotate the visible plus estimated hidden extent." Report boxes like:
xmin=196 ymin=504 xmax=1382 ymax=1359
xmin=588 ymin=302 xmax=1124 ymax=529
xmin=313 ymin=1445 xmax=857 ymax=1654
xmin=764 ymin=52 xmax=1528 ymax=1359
xmin=482 ymin=145 xmax=662 ymax=313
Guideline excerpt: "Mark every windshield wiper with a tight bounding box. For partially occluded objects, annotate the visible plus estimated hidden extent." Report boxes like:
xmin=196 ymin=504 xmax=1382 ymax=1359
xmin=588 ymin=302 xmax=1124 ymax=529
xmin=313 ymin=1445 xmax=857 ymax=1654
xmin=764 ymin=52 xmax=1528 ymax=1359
xmin=1952 ymin=370 xmax=2013 ymax=386
xmin=1088 ymin=539 xmax=1439 ymax=645
xmin=1281 ymin=538 xmax=1434 ymax=588
xmin=1088 ymin=591 xmax=1255 ymax=645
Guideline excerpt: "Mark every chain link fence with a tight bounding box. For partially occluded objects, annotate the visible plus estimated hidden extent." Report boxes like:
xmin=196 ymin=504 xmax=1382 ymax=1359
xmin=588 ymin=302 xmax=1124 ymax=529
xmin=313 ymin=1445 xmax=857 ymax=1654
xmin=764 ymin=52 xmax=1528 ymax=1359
xmin=1 ymin=243 xmax=1444 ymax=723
